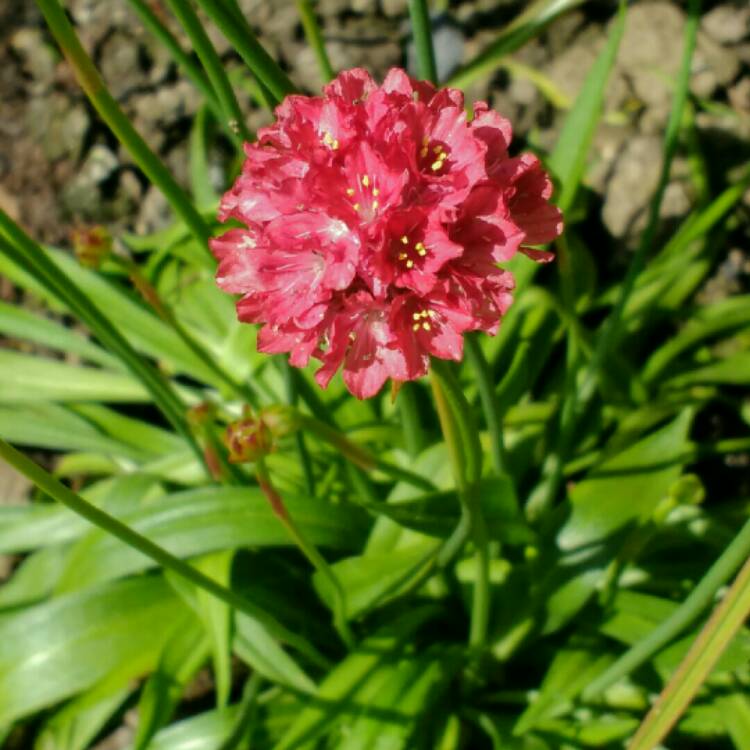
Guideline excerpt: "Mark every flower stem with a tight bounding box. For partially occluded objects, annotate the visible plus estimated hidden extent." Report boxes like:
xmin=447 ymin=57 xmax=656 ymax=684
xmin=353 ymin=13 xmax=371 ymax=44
xmin=163 ymin=0 xmax=253 ymax=143
xmin=0 ymin=438 xmax=328 ymax=667
xmin=464 ymin=333 xmax=507 ymax=476
xmin=430 ymin=359 xmax=490 ymax=653
xmin=192 ymin=0 xmax=296 ymax=106
xmin=35 ymin=0 xmax=213 ymax=260
xmin=295 ymin=0 xmax=334 ymax=83
xmin=279 ymin=359 xmax=316 ymax=496
xmin=255 ymin=457 xmax=355 ymax=649
xmin=126 ymin=0 xmax=240 ymax=144
xmin=408 ymin=0 xmax=438 ymax=84
xmin=397 ymin=382 xmax=424 ymax=457
xmin=627 ymin=552 xmax=750 ymax=750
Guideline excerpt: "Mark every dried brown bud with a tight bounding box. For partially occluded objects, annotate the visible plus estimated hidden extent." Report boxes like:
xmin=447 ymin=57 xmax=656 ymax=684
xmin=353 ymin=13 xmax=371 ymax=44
xmin=71 ymin=226 xmax=112 ymax=269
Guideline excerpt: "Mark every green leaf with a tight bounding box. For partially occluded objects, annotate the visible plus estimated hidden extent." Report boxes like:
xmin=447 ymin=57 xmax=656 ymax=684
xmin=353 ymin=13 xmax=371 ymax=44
xmin=35 ymin=678 xmax=133 ymax=750
xmin=233 ymin=608 xmax=316 ymax=693
xmin=0 ymin=474 xmax=163 ymax=554
xmin=133 ymin=617 xmax=210 ymax=750
xmin=514 ymin=641 xmax=616 ymax=734
xmin=336 ymin=648 xmax=461 ymax=750
xmin=273 ymin=607 xmax=437 ymax=750
xmin=601 ymin=590 xmax=750 ymax=678
xmin=128 ymin=707 xmax=248 ymax=750
xmin=359 ymin=477 xmax=532 ymax=546
xmin=0 ymin=403 xmax=147 ymax=460
xmin=643 ymin=295 xmax=750 ymax=383
xmin=0 ymin=248 xmax=217 ymax=385
xmin=557 ymin=410 xmax=694 ymax=551
xmin=314 ymin=539 xmax=439 ymax=619
xmin=52 ymin=486 xmax=367 ymax=589
xmin=193 ymin=550 xmax=234 ymax=708
xmin=0 ymin=576 xmax=191 ymax=725
xmin=0 ymin=300 xmax=119 ymax=370
xmin=665 ymin=352 xmax=750 ymax=389
xmin=0 ymin=546 xmax=67 ymax=609
xmin=718 ymin=691 xmax=750 ymax=750
xmin=0 ymin=350 xmax=147 ymax=403
xmin=71 ymin=403 xmax=185 ymax=457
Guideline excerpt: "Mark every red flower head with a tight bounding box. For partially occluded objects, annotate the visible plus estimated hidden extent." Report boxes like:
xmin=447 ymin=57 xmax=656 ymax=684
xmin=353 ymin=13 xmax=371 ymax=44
xmin=211 ymin=68 xmax=562 ymax=399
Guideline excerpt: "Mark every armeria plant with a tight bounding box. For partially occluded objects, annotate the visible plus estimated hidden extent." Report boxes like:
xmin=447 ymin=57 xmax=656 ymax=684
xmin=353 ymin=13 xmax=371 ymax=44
xmin=0 ymin=1 xmax=749 ymax=749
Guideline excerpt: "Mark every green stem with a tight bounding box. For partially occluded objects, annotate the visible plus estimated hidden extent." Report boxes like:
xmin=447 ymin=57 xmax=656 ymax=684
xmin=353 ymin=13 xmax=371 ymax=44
xmin=295 ymin=0 xmax=334 ymax=83
xmin=626 ymin=552 xmax=750 ymax=750
xmin=464 ymin=333 xmax=507 ymax=476
xmin=297 ymin=414 xmax=435 ymax=492
xmin=280 ymin=360 xmax=316 ymax=497
xmin=285 ymin=369 xmax=380 ymax=505
xmin=584 ymin=517 xmax=750 ymax=700
xmin=0 ymin=438 xmax=327 ymax=667
xmin=35 ymin=0 xmax=213 ymax=260
xmin=408 ymin=0 xmax=438 ymax=83
xmin=256 ymin=457 xmax=354 ymax=649
xmin=218 ymin=673 xmax=263 ymax=750
xmin=163 ymin=0 xmax=252 ymax=143
xmin=0 ymin=212 xmax=206 ymax=473
xmin=397 ymin=382 xmax=424 ymax=457
xmin=192 ymin=0 xmax=296 ymax=106
xmin=430 ymin=361 xmax=490 ymax=652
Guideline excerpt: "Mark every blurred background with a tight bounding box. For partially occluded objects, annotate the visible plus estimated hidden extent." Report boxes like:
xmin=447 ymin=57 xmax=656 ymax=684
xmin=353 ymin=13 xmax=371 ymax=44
xmin=1 ymin=0 xmax=748 ymax=256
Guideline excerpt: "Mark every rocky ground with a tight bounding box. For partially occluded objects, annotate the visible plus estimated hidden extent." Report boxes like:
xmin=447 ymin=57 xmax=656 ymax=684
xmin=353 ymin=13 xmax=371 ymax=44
xmin=1 ymin=0 xmax=749 ymax=257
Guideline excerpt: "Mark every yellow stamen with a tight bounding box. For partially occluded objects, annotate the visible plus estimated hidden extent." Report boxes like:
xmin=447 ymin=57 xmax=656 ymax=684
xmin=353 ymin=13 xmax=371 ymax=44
xmin=398 ymin=252 xmax=408 ymax=260
xmin=346 ymin=188 xmax=355 ymax=196
xmin=422 ymin=136 xmax=429 ymax=146
xmin=439 ymin=151 xmax=448 ymax=161
xmin=430 ymin=160 xmax=443 ymax=171
xmin=353 ymin=203 xmax=360 ymax=211
xmin=412 ymin=312 xmax=421 ymax=320
xmin=420 ymin=147 xmax=429 ymax=158
xmin=322 ymin=131 xmax=339 ymax=149
xmin=406 ymin=260 xmax=414 ymax=269
xmin=412 ymin=322 xmax=420 ymax=331
xmin=433 ymin=145 xmax=443 ymax=154
xmin=372 ymin=200 xmax=379 ymax=210
xmin=428 ymin=309 xmax=436 ymax=318
xmin=372 ymin=187 xmax=380 ymax=196
xmin=422 ymin=322 xmax=431 ymax=331
xmin=401 ymin=235 xmax=409 ymax=245
xmin=362 ymin=175 xmax=370 ymax=187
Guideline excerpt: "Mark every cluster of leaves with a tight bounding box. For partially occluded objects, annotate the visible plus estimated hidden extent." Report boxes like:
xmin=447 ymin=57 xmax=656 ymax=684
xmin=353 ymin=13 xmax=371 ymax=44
xmin=0 ymin=1 xmax=749 ymax=749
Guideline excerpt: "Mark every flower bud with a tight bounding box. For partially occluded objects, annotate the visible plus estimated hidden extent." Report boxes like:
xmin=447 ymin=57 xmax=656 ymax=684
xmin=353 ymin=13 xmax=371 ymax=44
xmin=224 ymin=410 xmax=274 ymax=463
xmin=71 ymin=226 xmax=112 ymax=269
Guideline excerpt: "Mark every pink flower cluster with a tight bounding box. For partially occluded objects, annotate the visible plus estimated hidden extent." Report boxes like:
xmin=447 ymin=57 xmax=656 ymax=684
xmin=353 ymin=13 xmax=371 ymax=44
xmin=211 ymin=68 xmax=562 ymax=399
